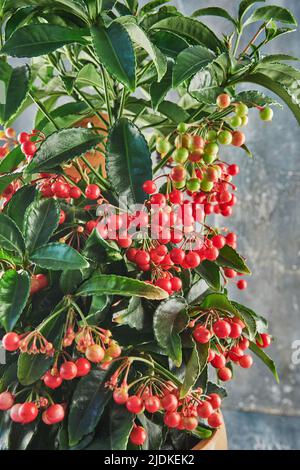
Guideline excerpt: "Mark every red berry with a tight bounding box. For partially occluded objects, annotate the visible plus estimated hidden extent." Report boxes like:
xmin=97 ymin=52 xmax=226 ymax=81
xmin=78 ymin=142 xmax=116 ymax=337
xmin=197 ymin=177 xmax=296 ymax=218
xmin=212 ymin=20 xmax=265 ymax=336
xmin=143 ymin=180 xmax=157 ymax=194
xmin=211 ymin=354 xmax=226 ymax=369
xmin=226 ymin=232 xmax=237 ymax=245
xmin=144 ymin=396 xmax=161 ymax=413
xmin=43 ymin=371 xmax=63 ymax=389
xmin=59 ymin=361 xmax=78 ymax=380
xmin=69 ymin=186 xmax=81 ymax=199
xmin=85 ymin=344 xmax=105 ymax=363
xmin=164 ymin=411 xmax=181 ymax=428
xmin=193 ymin=326 xmax=212 ymax=344
xmin=85 ymin=184 xmax=101 ymax=200
xmin=75 ymin=358 xmax=91 ymax=377
xmin=232 ymin=131 xmax=246 ymax=147
xmin=228 ymin=346 xmax=244 ymax=362
xmin=185 ymin=251 xmax=200 ymax=268
xmin=21 ymin=141 xmax=36 ymax=156
xmin=229 ymin=322 xmax=243 ymax=339
xmin=86 ymin=220 xmax=98 ymax=234
xmin=44 ymin=404 xmax=65 ymax=424
xmin=113 ymin=387 xmax=129 ymax=405
xmin=197 ymin=401 xmax=213 ymax=419
xmin=30 ymin=273 xmax=48 ymax=295
xmin=228 ymin=164 xmax=240 ymax=176
xmin=18 ymin=402 xmax=39 ymax=424
xmin=51 ymin=181 xmax=69 ymax=198
xmin=155 ymin=278 xmax=172 ymax=294
xmin=208 ymin=412 xmax=223 ymax=428
xmin=169 ymin=189 xmax=183 ymax=204
xmin=150 ymin=193 xmax=166 ymax=207
xmin=223 ymin=268 xmax=237 ymax=278
xmin=130 ymin=426 xmax=147 ymax=446
xmin=161 ymin=393 xmax=178 ymax=412
xmin=239 ymin=337 xmax=250 ymax=351
xmin=256 ymin=333 xmax=271 ymax=349
xmin=218 ymin=367 xmax=232 ymax=382
xmin=59 ymin=210 xmax=66 ymax=225
xmin=126 ymin=396 xmax=144 ymax=414
xmin=213 ymin=320 xmax=231 ymax=339
xmin=18 ymin=132 xmax=30 ymax=144
xmin=10 ymin=404 xmax=23 ymax=423
xmin=205 ymin=246 xmax=219 ymax=261
xmin=208 ymin=393 xmax=222 ymax=410
xmin=2 ymin=332 xmax=20 ymax=351
xmin=207 ymin=349 xmax=216 ymax=363
xmin=135 ymin=250 xmax=150 ymax=266
xmin=117 ymin=235 xmax=132 ymax=248
xmin=217 ymin=93 xmax=231 ymax=109
xmin=170 ymin=248 xmax=185 ymax=265
xmin=239 ymin=354 xmax=253 ymax=369
xmin=212 ymin=235 xmax=226 ymax=249
xmin=204 ymin=203 xmax=214 ymax=215
xmin=126 ymin=248 xmax=137 ymax=262
xmin=0 ymin=391 xmax=14 ymax=411
xmin=237 ymin=279 xmax=247 ymax=290
xmin=182 ymin=416 xmax=198 ymax=431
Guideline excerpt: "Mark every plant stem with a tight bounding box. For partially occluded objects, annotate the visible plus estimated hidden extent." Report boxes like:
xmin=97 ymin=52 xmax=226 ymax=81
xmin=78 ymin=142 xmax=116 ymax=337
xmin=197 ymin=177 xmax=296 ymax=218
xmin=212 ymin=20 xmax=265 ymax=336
xmin=189 ymin=104 xmax=206 ymax=122
xmin=132 ymin=105 xmax=147 ymax=124
xmin=239 ymin=23 xmax=266 ymax=58
xmin=100 ymin=66 xmax=113 ymax=126
xmin=118 ymin=87 xmax=127 ymax=120
xmin=28 ymin=91 xmax=59 ymax=131
xmin=81 ymin=155 xmax=111 ymax=190
xmin=74 ymin=86 xmax=109 ymax=129
xmin=233 ymin=29 xmax=242 ymax=57
xmin=37 ymin=302 xmax=67 ymax=332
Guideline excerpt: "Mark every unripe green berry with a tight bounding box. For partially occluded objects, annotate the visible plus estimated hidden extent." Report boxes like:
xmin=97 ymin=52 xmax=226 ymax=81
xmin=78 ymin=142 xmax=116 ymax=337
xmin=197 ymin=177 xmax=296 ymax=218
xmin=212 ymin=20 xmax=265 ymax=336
xmin=230 ymin=116 xmax=242 ymax=128
xmin=203 ymin=153 xmax=217 ymax=164
xmin=174 ymin=179 xmax=186 ymax=189
xmin=200 ymin=178 xmax=214 ymax=192
xmin=173 ymin=147 xmax=189 ymax=164
xmin=235 ymin=103 xmax=249 ymax=117
xmin=156 ymin=139 xmax=171 ymax=154
xmin=177 ymin=122 xmax=189 ymax=134
xmin=260 ymin=107 xmax=273 ymax=122
xmin=204 ymin=142 xmax=219 ymax=156
xmin=207 ymin=130 xmax=217 ymax=142
xmin=186 ymin=178 xmax=201 ymax=192
xmin=241 ymin=115 xmax=249 ymax=127
xmin=218 ymin=130 xmax=233 ymax=146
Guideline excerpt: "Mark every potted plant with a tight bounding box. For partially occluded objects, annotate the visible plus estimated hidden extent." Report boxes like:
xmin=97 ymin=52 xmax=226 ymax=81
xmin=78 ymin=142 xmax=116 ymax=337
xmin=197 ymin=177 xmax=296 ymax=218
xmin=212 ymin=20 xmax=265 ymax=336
xmin=0 ymin=0 xmax=298 ymax=451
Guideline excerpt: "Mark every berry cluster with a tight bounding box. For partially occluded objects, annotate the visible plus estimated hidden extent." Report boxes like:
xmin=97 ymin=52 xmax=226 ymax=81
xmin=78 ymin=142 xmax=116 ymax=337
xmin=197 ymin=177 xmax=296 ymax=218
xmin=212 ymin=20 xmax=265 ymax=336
xmin=191 ymin=311 xmax=272 ymax=382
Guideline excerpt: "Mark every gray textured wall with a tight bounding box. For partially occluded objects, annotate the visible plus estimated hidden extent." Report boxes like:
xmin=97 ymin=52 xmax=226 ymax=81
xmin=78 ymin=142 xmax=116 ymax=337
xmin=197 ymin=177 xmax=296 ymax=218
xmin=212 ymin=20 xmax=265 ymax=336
xmin=14 ymin=1 xmax=300 ymax=418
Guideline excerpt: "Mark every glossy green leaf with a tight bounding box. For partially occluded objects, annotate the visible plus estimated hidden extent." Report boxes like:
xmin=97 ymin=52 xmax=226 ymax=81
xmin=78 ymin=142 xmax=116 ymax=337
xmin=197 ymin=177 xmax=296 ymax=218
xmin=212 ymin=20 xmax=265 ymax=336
xmin=139 ymin=413 xmax=163 ymax=450
xmin=117 ymin=17 xmax=167 ymax=81
xmin=37 ymin=102 xmax=91 ymax=135
xmin=0 ymin=61 xmax=30 ymax=125
xmin=173 ymin=45 xmax=215 ymax=88
xmin=259 ymin=54 xmax=299 ymax=64
xmin=200 ymin=293 xmax=238 ymax=316
xmin=0 ymin=146 xmax=25 ymax=174
xmin=26 ymin=128 xmax=103 ymax=173
xmin=106 ymin=117 xmax=152 ymax=206
xmin=245 ymin=6 xmax=297 ymax=26
xmin=206 ymin=381 xmax=227 ymax=399
xmin=150 ymin=60 xmax=173 ymax=109
xmin=153 ymin=296 xmax=189 ymax=367
xmin=157 ymin=101 xmax=189 ymax=124
xmin=4 ymin=6 xmax=37 ymax=41
xmin=0 ymin=270 xmax=30 ymax=331
xmin=0 ymin=212 xmax=25 ymax=255
xmin=113 ymin=296 xmax=146 ymax=330
xmin=1 ymin=24 xmax=87 ymax=57
xmin=84 ymin=229 xmax=122 ymax=263
xmin=151 ymin=30 xmax=189 ymax=59
xmin=150 ymin=16 xmax=225 ymax=54
xmin=180 ymin=341 xmax=200 ymax=398
xmin=250 ymin=342 xmax=279 ymax=383
xmin=4 ymin=185 xmax=37 ymax=230
xmin=68 ymin=369 xmax=112 ymax=446
xmin=234 ymin=90 xmax=281 ymax=108
xmin=77 ymin=274 xmax=168 ymax=300
xmin=30 ymin=243 xmax=89 ymax=270
xmin=232 ymin=301 xmax=268 ymax=336
xmin=140 ymin=0 xmax=170 ymax=15
xmin=216 ymin=245 xmax=251 ymax=274
xmin=109 ymin=405 xmax=134 ymax=450
xmin=192 ymin=7 xmax=236 ymax=25
xmin=17 ymin=306 xmax=66 ymax=385
xmin=195 ymin=260 xmax=220 ymax=291
xmin=76 ymin=64 xmax=104 ymax=89
xmin=59 ymin=270 xmax=83 ymax=295
xmin=238 ymin=0 xmax=266 ymax=21
xmin=24 ymin=198 xmax=60 ymax=253
xmin=91 ymin=21 xmax=136 ymax=91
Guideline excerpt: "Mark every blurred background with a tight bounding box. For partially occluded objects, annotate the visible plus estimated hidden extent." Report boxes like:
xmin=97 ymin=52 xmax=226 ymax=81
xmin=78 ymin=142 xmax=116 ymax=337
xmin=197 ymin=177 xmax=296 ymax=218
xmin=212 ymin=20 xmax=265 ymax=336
xmin=7 ymin=0 xmax=300 ymax=450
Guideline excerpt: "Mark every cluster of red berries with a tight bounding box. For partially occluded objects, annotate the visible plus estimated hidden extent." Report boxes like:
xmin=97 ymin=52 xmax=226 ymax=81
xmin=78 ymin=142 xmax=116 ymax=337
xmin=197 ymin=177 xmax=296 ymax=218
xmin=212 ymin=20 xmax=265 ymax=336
xmin=0 ymin=391 xmax=65 ymax=426
xmin=192 ymin=312 xmax=272 ymax=382
xmin=18 ymin=129 xmax=44 ymax=160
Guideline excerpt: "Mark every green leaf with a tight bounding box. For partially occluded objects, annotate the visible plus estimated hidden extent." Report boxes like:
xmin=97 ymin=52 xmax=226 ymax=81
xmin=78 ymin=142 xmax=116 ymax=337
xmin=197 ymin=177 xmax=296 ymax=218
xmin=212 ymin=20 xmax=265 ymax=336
xmin=153 ymin=296 xmax=189 ymax=367
xmin=84 ymin=229 xmax=122 ymax=263
xmin=68 ymin=369 xmax=112 ymax=447
xmin=150 ymin=16 xmax=225 ymax=54
xmin=37 ymin=102 xmax=91 ymax=135
xmin=0 ymin=213 xmax=25 ymax=255
xmin=245 ymin=6 xmax=297 ymax=26
xmin=151 ymin=30 xmax=189 ymax=59
xmin=109 ymin=405 xmax=134 ymax=450
xmin=259 ymin=54 xmax=299 ymax=64
xmin=195 ymin=260 xmax=220 ymax=290
xmin=91 ymin=21 xmax=136 ymax=91
xmin=17 ymin=306 xmax=66 ymax=385
xmin=0 ymin=61 xmax=30 ymax=125
xmin=140 ymin=0 xmax=171 ymax=15
xmin=0 ymin=173 xmax=21 ymax=196
xmin=59 ymin=270 xmax=83 ymax=295
xmin=216 ymin=245 xmax=251 ymax=274
xmin=206 ymin=381 xmax=227 ymax=399
xmin=180 ymin=341 xmax=200 ymax=398
xmin=231 ymin=302 xmax=257 ymax=340
xmin=150 ymin=60 xmax=173 ymax=109
xmin=106 ymin=117 xmax=152 ymax=206
xmin=0 ymin=146 xmax=25 ymax=173
xmin=85 ymin=295 xmax=110 ymax=324
xmin=157 ymin=101 xmax=189 ymax=124
xmin=200 ymin=293 xmax=238 ymax=316
xmin=77 ymin=274 xmax=168 ymax=300
xmin=24 ymin=199 xmax=60 ymax=253
xmin=117 ymin=17 xmax=167 ymax=81
xmin=0 ymin=270 xmax=30 ymax=331
xmin=139 ymin=413 xmax=163 ymax=450
xmin=4 ymin=6 xmax=37 ymax=41
xmin=234 ymin=90 xmax=281 ymax=108
xmin=239 ymin=0 xmax=266 ymax=21
xmin=30 ymin=243 xmax=89 ymax=270
xmin=76 ymin=63 xmax=104 ymax=89
xmin=192 ymin=7 xmax=236 ymax=25
xmin=249 ymin=342 xmax=279 ymax=383
xmin=113 ymin=296 xmax=146 ymax=330
xmin=4 ymin=185 xmax=37 ymax=230
xmin=173 ymin=45 xmax=215 ymax=88
xmin=26 ymin=128 xmax=103 ymax=173
xmin=1 ymin=24 xmax=87 ymax=57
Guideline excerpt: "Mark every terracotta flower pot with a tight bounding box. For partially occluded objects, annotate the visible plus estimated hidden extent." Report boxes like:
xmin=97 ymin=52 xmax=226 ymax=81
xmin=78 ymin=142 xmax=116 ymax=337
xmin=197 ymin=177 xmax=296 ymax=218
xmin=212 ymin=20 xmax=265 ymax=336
xmin=64 ymin=115 xmax=107 ymax=181
xmin=192 ymin=420 xmax=228 ymax=450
